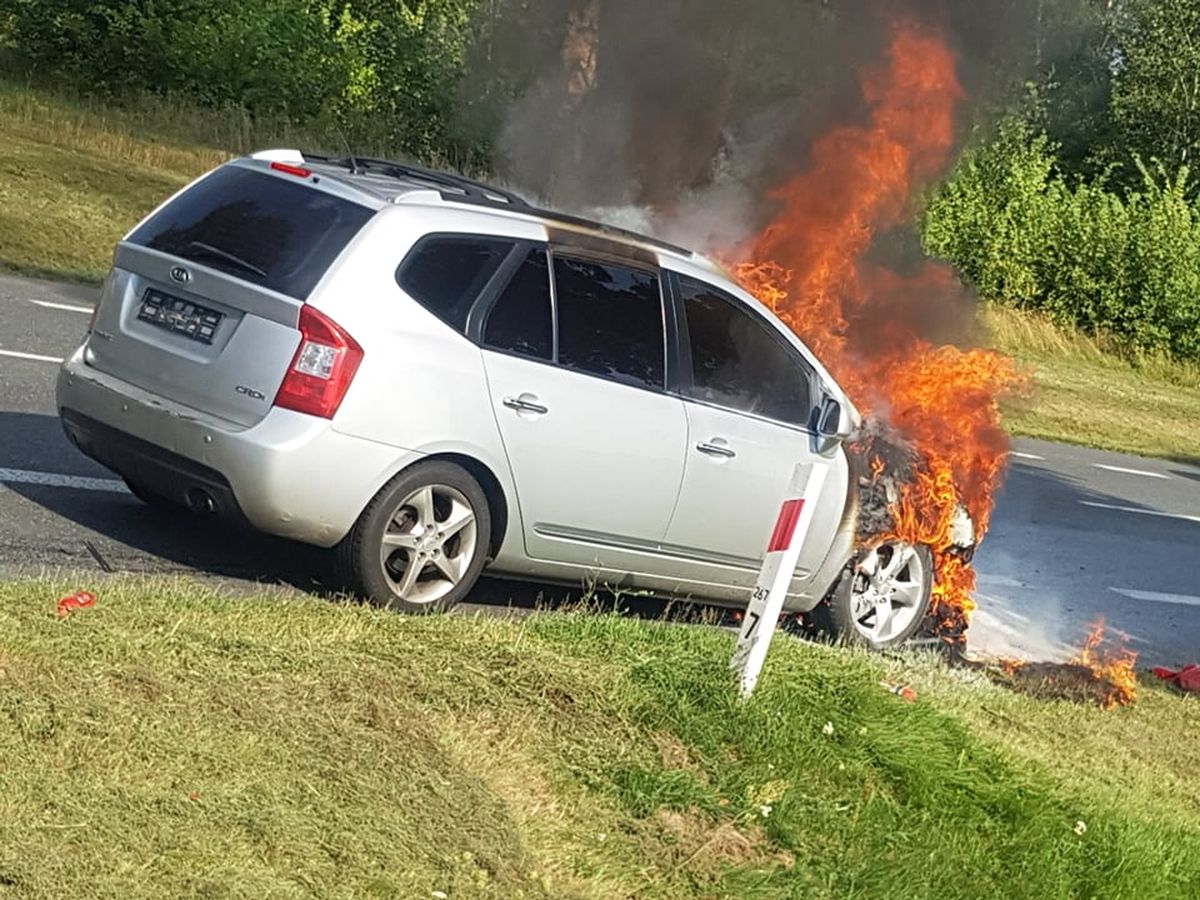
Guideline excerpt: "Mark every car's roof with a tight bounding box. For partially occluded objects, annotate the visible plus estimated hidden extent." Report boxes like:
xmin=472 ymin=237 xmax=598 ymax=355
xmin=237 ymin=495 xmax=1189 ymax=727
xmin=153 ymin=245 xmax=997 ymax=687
xmin=243 ymin=149 xmax=718 ymax=274
xmin=237 ymin=150 xmax=858 ymax=425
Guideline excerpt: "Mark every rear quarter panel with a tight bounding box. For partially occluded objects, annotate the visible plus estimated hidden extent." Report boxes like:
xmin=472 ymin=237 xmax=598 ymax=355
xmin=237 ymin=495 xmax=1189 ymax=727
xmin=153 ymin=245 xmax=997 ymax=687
xmin=307 ymin=205 xmax=546 ymax=560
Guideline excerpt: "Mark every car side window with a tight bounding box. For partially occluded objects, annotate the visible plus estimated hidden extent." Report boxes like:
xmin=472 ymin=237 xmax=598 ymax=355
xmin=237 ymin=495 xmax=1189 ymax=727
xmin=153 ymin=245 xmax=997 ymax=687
xmin=482 ymin=247 xmax=553 ymax=361
xmin=678 ymin=275 xmax=813 ymax=427
xmin=553 ymin=255 xmax=665 ymax=390
xmin=397 ymin=235 xmax=514 ymax=333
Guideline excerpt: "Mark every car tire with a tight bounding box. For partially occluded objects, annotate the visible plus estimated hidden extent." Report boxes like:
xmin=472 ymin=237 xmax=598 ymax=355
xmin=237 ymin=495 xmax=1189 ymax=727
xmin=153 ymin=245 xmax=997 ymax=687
xmin=336 ymin=461 xmax=491 ymax=614
xmin=807 ymin=541 xmax=934 ymax=650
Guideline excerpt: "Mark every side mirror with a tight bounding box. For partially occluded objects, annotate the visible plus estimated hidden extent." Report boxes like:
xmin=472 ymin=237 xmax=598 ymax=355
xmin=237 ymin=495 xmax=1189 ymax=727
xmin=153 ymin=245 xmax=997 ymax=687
xmin=816 ymin=397 xmax=847 ymax=439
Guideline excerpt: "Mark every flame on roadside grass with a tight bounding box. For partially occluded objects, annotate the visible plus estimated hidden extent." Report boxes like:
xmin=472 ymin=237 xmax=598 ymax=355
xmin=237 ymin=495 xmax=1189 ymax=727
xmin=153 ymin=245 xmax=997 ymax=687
xmin=1074 ymin=621 xmax=1138 ymax=709
xmin=992 ymin=621 xmax=1137 ymax=709
xmin=730 ymin=20 xmax=1023 ymax=642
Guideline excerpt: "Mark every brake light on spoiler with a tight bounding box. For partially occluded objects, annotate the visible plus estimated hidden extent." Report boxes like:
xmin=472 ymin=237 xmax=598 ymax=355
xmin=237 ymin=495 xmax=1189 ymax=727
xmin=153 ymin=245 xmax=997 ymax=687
xmin=269 ymin=161 xmax=313 ymax=178
xmin=273 ymin=306 xmax=363 ymax=419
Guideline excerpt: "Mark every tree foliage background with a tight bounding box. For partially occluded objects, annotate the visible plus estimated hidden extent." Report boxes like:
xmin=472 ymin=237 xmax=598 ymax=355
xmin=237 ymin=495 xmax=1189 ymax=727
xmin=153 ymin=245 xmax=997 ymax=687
xmin=1 ymin=0 xmax=1199 ymax=359
xmin=0 ymin=0 xmax=483 ymax=162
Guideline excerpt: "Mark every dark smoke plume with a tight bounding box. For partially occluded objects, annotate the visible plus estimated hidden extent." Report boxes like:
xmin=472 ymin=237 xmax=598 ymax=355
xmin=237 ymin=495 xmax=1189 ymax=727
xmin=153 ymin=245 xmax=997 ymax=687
xmin=466 ymin=0 xmax=1093 ymax=238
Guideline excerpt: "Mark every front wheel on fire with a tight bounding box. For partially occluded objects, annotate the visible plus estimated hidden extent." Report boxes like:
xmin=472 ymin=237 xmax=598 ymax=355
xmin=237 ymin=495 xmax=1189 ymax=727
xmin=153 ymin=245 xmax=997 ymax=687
xmin=808 ymin=540 xmax=933 ymax=650
xmin=336 ymin=461 xmax=491 ymax=614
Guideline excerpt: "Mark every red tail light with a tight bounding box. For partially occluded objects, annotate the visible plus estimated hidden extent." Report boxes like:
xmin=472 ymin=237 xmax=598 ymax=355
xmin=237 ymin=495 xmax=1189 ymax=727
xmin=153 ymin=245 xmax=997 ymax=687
xmin=273 ymin=306 xmax=363 ymax=419
xmin=269 ymin=161 xmax=312 ymax=178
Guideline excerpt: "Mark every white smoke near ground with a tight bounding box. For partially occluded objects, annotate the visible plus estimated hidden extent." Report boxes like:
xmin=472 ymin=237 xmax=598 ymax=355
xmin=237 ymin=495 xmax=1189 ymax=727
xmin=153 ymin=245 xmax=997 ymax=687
xmin=968 ymin=603 xmax=1073 ymax=663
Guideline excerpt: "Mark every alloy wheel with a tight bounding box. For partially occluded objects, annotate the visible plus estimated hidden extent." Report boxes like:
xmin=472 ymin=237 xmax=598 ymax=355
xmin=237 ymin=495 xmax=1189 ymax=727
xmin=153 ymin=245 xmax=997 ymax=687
xmin=378 ymin=483 xmax=479 ymax=606
xmin=848 ymin=540 xmax=928 ymax=645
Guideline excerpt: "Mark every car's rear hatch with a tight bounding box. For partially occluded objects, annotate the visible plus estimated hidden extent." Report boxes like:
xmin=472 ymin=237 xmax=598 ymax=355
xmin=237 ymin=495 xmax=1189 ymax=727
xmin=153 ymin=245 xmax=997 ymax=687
xmin=84 ymin=160 xmax=376 ymax=427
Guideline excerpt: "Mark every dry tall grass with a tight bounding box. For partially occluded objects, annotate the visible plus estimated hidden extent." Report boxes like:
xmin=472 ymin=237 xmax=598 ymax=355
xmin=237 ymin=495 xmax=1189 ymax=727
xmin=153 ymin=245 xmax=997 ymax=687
xmin=984 ymin=304 xmax=1200 ymax=461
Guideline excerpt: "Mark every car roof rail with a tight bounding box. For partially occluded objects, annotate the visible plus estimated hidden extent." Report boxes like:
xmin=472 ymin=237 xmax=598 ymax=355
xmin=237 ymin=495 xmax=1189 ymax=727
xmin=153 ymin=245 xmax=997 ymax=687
xmin=302 ymin=153 xmax=694 ymax=258
xmin=303 ymin=154 xmax=532 ymax=209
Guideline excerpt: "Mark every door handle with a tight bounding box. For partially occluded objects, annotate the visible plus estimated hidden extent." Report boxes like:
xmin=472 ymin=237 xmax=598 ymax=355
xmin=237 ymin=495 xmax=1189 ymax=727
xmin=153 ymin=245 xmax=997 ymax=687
xmin=696 ymin=441 xmax=736 ymax=459
xmin=503 ymin=396 xmax=549 ymax=415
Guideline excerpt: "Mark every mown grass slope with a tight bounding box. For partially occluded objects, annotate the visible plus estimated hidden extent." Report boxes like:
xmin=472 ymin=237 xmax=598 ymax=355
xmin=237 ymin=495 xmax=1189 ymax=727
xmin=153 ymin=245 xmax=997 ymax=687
xmin=0 ymin=81 xmax=225 ymax=282
xmin=1 ymin=577 xmax=1197 ymax=899
xmin=987 ymin=305 xmax=1200 ymax=463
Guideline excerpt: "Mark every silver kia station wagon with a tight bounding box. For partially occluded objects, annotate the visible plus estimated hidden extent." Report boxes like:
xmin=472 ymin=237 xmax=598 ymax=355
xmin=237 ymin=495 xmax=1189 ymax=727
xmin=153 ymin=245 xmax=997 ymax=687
xmin=56 ymin=150 xmax=935 ymax=648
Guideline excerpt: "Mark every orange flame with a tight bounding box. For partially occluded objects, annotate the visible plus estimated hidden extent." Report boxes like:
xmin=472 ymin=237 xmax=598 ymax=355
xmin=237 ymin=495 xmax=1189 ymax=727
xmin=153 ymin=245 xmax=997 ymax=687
xmin=1072 ymin=621 xmax=1137 ymax=709
xmin=728 ymin=19 xmax=1023 ymax=641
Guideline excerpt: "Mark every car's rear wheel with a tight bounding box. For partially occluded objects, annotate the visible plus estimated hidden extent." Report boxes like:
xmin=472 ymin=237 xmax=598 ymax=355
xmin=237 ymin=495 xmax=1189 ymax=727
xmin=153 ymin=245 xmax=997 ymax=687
xmin=809 ymin=540 xmax=933 ymax=650
xmin=336 ymin=461 xmax=491 ymax=614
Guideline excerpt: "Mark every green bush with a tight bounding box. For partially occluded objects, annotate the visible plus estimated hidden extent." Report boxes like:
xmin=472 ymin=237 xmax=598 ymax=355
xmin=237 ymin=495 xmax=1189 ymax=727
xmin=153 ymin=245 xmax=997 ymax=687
xmin=0 ymin=0 xmax=482 ymax=162
xmin=924 ymin=120 xmax=1200 ymax=361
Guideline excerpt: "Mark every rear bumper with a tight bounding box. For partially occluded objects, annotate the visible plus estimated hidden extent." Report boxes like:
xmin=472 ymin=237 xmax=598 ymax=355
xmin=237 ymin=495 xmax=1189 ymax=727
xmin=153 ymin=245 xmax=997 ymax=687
xmin=56 ymin=349 xmax=418 ymax=547
xmin=62 ymin=408 xmax=246 ymax=519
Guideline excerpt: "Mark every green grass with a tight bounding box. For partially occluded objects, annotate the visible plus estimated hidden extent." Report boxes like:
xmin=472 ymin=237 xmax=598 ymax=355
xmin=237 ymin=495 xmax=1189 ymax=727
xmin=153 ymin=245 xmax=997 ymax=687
xmin=0 ymin=81 xmax=219 ymax=282
xmin=1 ymin=577 xmax=1198 ymax=899
xmin=2 ymin=78 xmax=1198 ymax=461
xmin=986 ymin=305 xmax=1200 ymax=462
xmin=0 ymin=78 xmax=387 ymax=283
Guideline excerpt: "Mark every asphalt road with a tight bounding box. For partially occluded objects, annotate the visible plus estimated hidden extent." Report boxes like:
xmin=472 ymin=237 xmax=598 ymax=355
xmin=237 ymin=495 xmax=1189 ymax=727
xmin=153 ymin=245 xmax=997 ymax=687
xmin=2 ymin=271 xmax=1198 ymax=666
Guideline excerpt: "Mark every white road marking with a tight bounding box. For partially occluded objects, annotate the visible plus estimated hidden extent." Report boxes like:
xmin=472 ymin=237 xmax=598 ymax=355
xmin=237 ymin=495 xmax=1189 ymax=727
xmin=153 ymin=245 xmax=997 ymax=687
xmin=1093 ymin=463 xmax=1169 ymax=480
xmin=975 ymin=573 xmax=1026 ymax=589
xmin=30 ymin=299 xmax=93 ymax=314
xmin=1080 ymin=500 xmax=1200 ymax=524
xmin=0 ymin=467 xmax=128 ymax=494
xmin=0 ymin=348 xmax=63 ymax=363
xmin=1111 ymin=588 xmax=1200 ymax=608
xmin=1011 ymin=451 xmax=1045 ymax=460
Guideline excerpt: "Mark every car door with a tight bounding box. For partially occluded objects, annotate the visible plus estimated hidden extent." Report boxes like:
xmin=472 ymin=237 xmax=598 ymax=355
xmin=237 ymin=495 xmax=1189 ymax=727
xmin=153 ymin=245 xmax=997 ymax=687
xmin=662 ymin=273 xmax=849 ymax=592
xmin=478 ymin=245 xmax=689 ymax=568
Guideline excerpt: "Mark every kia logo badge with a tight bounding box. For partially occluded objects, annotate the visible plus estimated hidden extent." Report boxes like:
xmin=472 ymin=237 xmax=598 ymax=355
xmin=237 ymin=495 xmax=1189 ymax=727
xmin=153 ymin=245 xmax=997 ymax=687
xmin=170 ymin=265 xmax=192 ymax=285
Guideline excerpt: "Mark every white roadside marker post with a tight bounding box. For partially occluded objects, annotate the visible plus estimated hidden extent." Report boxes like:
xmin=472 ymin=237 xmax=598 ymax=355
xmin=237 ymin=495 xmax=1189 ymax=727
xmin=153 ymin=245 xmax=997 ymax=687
xmin=730 ymin=461 xmax=829 ymax=699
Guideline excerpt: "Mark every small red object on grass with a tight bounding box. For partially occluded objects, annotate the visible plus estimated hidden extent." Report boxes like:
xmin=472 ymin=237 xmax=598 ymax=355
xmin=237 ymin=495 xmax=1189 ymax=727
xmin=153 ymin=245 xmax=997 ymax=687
xmin=1152 ymin=664 xmax=1200 ymax=693
xmin=880 ymin=680 xmax=918 ymax=702
xmin=56 ymin=591 xmax=96 ymax=618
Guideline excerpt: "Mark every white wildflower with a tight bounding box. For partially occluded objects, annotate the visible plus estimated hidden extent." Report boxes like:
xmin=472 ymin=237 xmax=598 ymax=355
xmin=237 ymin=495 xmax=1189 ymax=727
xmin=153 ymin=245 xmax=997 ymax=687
xmin=1073 ymin=820 xmax=1087 ymax=836
xmin=758 ymin=804 xmax=772 ymax=818
xmin=822 ymin=721 xmax=835 ymax=736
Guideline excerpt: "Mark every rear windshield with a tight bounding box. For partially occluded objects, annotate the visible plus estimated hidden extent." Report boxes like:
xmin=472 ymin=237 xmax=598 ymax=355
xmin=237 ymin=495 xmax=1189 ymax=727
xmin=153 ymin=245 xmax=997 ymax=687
xmin=128 ymin=166 xmax=374 ymax=299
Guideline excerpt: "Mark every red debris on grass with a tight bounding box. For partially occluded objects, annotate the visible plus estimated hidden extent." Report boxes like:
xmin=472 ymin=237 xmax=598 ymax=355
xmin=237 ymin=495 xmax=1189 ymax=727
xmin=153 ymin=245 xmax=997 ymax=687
xmin=56 ymin=591 xmax=96 ymax=618
xmin=1152 ymin=665 xmax=1200 ymax=694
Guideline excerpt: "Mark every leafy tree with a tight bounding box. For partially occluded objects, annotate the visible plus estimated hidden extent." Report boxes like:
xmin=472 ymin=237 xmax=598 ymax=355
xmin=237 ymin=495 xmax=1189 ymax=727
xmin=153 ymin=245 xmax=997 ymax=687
xmin=329 ymin=0 xmax=480 ymax=163
xmin=924 ymin=117 xmax=1200 ymax=360
xmin=1109 ymin=0 xmax=1200 ymax=169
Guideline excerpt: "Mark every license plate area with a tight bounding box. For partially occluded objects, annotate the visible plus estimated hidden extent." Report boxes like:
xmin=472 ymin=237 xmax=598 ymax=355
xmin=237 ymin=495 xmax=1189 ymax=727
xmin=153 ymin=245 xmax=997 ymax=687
xmin=137 ymin=289 xmax=223 ymax=344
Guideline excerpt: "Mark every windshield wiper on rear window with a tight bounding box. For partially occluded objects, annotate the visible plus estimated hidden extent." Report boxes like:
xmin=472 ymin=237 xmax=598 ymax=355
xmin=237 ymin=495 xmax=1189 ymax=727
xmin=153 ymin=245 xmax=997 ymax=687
xmin=187 ymin=241 xmax=267 ymax=279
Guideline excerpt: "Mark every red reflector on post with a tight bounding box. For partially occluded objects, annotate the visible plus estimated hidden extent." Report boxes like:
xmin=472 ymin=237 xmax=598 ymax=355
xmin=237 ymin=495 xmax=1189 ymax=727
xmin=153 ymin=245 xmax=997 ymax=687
xmin=273 ymin=306 xmax=362 ymax=419
xmin=269 ymin=161 xmax=312 ymax=178
xmin=766 ymin=499 xmax=805 ymax=553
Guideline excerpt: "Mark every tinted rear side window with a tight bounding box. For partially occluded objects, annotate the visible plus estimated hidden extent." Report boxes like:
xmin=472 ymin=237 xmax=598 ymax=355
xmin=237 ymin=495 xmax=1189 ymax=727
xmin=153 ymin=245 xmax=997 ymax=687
xmin=398 ymin=236 xmax=515 ymax=333
xmin=483 ymin=248 xmax=553 ymax=360
xmin=679 ymin=276 xmax=812 ymax=426
xmin=554 ymin=256 xmax=664 ymax=390
xmin=128 ymin=166 xmax=373 ymax=300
